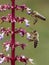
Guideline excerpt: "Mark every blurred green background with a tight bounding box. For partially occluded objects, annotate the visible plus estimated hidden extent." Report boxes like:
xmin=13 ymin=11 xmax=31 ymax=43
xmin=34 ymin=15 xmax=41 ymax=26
xmin=0 ymin=0 xmax=49 ymax=65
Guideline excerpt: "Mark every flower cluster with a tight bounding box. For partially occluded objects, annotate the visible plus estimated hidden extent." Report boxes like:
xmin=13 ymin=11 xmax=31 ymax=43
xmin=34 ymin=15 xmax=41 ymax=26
xmin=0 ymin=53 xmax=34 ymax=65
xmin=15 ymin=4 xmax=31 ymax=13
xmin=0 ymin=27 xmax=26 ymax=37
xmin=0 ymin=4 xmax=11 ymax=11
xmin=15 ymin=42 xmax=27 ymax=50
xmin=0 ymin=14 xmax=12 ymax=23
xmin=15 ymin=55 xmax=34 ymax=65
xmin=0 ymin=27 xmax=11 ymax=36
xmin=3 ymin=41 xmax=27 ymax=52
xmin=0 ymin=53 xmax=11 ymax=64
xmin=0 ymin=4 xmax=31 ymax=14
xmin=15 ymin=28 xmax=26 ymax=37
xmin=0 ymin=14 xmax=30 ymax=26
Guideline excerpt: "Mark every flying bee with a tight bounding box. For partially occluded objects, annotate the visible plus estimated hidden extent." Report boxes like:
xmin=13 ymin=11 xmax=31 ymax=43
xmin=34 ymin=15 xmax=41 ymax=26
xmin=31 ymin=30 xmax=39 ymax=48
xmin=26 ymin=30 xmax=39 ymax=48
xmin=31 ymin=11 xmax=46 ymax=21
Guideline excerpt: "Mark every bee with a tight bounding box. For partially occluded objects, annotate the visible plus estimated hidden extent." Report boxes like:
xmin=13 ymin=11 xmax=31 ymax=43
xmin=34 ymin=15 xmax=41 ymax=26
xmin=31 ymin=11 xmax=46 ymax=20
xmin=31 ymin=30 xmax=39 ymax=48
xmin=26 ymin=30 xmax=39 ymax=48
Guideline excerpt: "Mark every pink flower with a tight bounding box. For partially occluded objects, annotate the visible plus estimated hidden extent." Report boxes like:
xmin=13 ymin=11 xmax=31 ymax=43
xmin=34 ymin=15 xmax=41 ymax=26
xmin=16 ymin=55 xmax=34 ymax=65
xmin=16 ymin=17 xmax=24 ymax=23
xmin=17 ymin=55 xmax=28 ymax=65
xmin=0 ymin=53 xmax=4 ymax=58
xmin=0 ymin=27 xmax=6 ymax=32
xmin=1 ymin=16 xmax=6 ymax=22
xmin=15 ymin=42 xmax=20 ymax=47
xmin=20 ymin=43 xmax=27 ymax=50
xmin=19 ymin=28 xmax=26 ymax=37
xmin=3 ymin=41 xmax=10 ymax=52
xmin=15 ymin=5 xmax=21 ymax=10
xmin=20 ymin=4 xmax=27 ymax=11
xmin=0 ymin=4 xmax=11 ymax=11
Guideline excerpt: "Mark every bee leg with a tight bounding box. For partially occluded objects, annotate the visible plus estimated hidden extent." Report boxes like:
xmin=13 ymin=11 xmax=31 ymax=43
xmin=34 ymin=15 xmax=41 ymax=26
xmin=33 ymin=17 xmax=38 ymax=25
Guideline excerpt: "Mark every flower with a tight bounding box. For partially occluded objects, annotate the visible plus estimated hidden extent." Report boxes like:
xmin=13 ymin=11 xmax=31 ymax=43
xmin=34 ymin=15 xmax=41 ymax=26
xmin=18 ymin=55 xmax=28 ymax=65
xmin=20 ymin=43 xmax=27 ymax=50
xmin=28 ymin=58 xmax=34 ymax=64
xmin=0 ymin=4 xmax=11 ymax=11
xmin=5 ymin=44 xmax=10 ymax=52
xmin=0 ymin=53 xmax=4 ymax=57
xmin=20 ymin=4 xmax=27 ymax=11
xmin=0 ymin=57 xmax=5 ymax=64
xmin=16 ymin=55 xmax=34 ymax=65
xmin=15 ymin=5 xmax=21 ymax=10
xmin=24 ymin=19 xmax=30 ymax=27
xmin=26 ymin=32 xmax=31 ymax=40
xmin=0 ymin=32 xmax=5 ymax=40
xmin=19 ymin=28 xmax=26 ymax=37
xmin=26 ymin=8 xmax=31 ymax=15
xmin=15 ymin=42 xmax=20 ymax=47
xmin=1 ymin=16 xmax=7 ymax=22
xmin=3 ymin=41 xmax=10 ymax=52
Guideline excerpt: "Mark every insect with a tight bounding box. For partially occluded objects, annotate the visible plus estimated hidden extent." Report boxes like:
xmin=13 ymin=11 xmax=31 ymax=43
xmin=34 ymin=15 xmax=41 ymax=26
xmin=29 ymin=10 xmax=46 ymax=24
xmin=26 ymin=30 xmax=39 ymax=48
xmin=31 ymin=10 xmax=46 ymax=20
